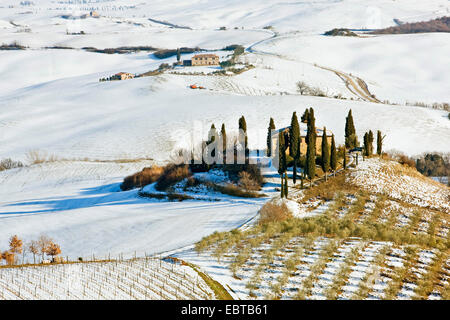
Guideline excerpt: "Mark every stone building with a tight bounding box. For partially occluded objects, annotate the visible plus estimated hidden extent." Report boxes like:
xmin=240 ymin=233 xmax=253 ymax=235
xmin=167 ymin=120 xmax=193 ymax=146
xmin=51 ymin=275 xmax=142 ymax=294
xmin=191 ymin=54 xmax=220 ymax=66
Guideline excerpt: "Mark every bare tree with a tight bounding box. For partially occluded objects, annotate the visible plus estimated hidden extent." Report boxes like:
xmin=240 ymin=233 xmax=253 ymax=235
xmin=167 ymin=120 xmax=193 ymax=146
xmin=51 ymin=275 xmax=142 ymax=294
xmin=28 ymin=240 xmax=39 ymax=264
xmin=296 ymin=81 xmax=310 ymax=95
xmin=37 ymin=235 xmax=52 ymax=262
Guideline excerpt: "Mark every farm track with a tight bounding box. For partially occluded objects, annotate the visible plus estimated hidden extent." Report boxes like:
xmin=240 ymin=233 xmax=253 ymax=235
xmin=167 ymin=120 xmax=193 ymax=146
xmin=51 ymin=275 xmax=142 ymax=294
xmin=247 ymin=33 xmax=380 ymax=103
xmin=319 ymin=66 xmax=380 ymax=103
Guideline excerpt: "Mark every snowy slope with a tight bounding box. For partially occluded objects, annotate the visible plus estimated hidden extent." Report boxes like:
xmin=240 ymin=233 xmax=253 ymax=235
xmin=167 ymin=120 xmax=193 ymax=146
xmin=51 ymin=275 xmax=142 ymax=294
xmin=2 ymin=0 xmax=448 ymax=33
xmin=0 ymin=0 xmax=449 ymax=267
xmin=0 ymin=161 xmax=263 ymax=260
xmin=255 ymin=33 xmax=450 ymax=104
xmin=0 ymin=69 xmax=448 ymax=163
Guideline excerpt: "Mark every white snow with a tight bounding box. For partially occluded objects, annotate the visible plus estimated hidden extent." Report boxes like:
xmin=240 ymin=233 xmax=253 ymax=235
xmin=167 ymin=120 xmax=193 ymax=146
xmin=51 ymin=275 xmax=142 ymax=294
xmin=0 ymin=161 xmax=263 ymax=260
xmin=350 ymin=158 xmax=450 ymax=213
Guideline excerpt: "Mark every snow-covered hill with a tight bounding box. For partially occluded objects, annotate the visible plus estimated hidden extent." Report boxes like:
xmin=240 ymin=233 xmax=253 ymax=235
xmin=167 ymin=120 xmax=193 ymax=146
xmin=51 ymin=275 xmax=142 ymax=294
xmin=0 ymin=0 xmax=449 ymax=274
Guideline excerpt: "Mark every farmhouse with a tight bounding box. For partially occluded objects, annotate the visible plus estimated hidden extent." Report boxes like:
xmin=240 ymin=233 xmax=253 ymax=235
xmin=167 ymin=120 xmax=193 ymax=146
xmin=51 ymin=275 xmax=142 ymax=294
xmin=190 ymin=54 xmax=220 ymax=66
xmin=114 ymin=72 xmax=135 ymax=80
xmin=271 ymin=126 xmax=333 ymax=156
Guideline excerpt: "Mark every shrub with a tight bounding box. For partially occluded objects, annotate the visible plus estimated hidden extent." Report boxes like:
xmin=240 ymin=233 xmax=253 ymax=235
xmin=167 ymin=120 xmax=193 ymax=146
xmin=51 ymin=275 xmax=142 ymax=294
xmin=302 ymin=173 xmax=355 ymax=201
xmin=258 ymin=201 xmax=292 ymax=225
xmin=296 ymin=81 xmax=328 ymax=97
xmin=415 ymin=153 xmax=449 ymax=177
xmin=324 ymin=28 xmax=358 ymax=37
xmin=155 ymin=164 xmax=191 ymax=191
xmin=1 ymin=251 xmax=15 ymax=265
xmin=153 ymin=47 xmax=201 ymax=59
xmin=238 ymin=171 xmax=260 ymax=191
xmin=213 ymin=183 xmax=264 ymax=198
xmin=121 ymin=166 xmax=164 ymax=191
xmin=397 ymin=154 xmax=416 ymax=168
xmin=221 ymin=163 xmax=264 ymax=187
xmin=0 ymin=158 xmax=24 ymax=171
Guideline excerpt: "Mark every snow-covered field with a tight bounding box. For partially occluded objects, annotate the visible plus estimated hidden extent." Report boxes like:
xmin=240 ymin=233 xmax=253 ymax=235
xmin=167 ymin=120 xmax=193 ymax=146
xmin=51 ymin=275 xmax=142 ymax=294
xmin=255 ymin=33 xmax=450 ymax=104
xmin=0 ymin=161 xmax=263 ymax=260
xmin=174 ymin=159 xmax=450 ymax=300
xmin=350 ymin=158 xmax=450 ymax=213
xmin=0 ymin=257 xmax=214 ymax=300
xmin=0 ymin=0 xmax=449 ymax=300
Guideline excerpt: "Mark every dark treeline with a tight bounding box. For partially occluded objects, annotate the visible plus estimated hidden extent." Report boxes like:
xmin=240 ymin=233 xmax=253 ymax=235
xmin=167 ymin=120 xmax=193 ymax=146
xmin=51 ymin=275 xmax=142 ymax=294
xmin=372 ymin=16 xmax=450 ymax=34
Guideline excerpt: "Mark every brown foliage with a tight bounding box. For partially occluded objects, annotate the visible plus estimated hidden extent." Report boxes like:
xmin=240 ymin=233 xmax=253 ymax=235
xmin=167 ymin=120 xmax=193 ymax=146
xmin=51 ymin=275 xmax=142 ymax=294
xmin=372 ymin=16 xmax=450 ymax=34
xmin=222 ymin=163 xmax=264 ymax=186
xmin=258 ymin=201 xmax=292 ymax=225
xmin=213 ymin=183 xmax=265 ymax=198
xmin=398 ymin=155 xmax=416 ymax=168
xmin=302 ymin=172 xmax=355 ymax=201
xmin=121 ymin=165 xmax=164 ymax=191
xmin=238 ymin=171 xmax=260 ymax=191
xmin=155 ymin=164 xmax=191 ymax=191
xmin=46 ymin=242 xmax=61 ymax=257
xmin=9 ymin=235 xmax=23 ymax=254
xmin=2 ymin=251 xmax=15 ymax=265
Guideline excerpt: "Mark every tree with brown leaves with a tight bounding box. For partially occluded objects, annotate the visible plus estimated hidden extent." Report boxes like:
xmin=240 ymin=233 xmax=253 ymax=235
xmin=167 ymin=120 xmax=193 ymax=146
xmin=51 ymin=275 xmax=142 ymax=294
xmin=9 ymin=235 xmax=23 ymax=255
xmin=46 ymin=242 xmax=61 ymax=261
xmin=2 ymin=251 xmax=15 ymax=265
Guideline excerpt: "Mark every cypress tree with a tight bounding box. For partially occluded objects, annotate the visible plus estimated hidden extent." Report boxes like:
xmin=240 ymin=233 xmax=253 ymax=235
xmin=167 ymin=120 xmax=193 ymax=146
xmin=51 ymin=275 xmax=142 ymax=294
xmin=363 ymin=132 xmax=369 ymax=157
xmin=279 ymin=132 xmax=287 ymax=199
xmin=345 ymin=109 xmax=356 ymax=148
xmin=221 ymin=123 xmax=227 ymax=154
xmin=306 ymin=108 xmax=316 ymax=186
xmin=290 ymin=112 xmax=300 ymax=184
xmin=368 ymin=130 xmax=374 ymax=156
xmin=176 ymin=48 xmax=181 ymax=62
xmin=377 ymin=130 xmax=383 ymax=156
xmin=267 ymin=118 xmax=275 ymax=156
xmin=301 ymin=108 xmax=310 ymax=123
xmin=330 ymin=134 xmax=337 ymax=174
xmin=321 ymin=127 xmax=330 ymax=181
xmin=278 ymin=131 xmax=286 ymax=176
xmin=238 ymin=116 xmax=248 ymax=157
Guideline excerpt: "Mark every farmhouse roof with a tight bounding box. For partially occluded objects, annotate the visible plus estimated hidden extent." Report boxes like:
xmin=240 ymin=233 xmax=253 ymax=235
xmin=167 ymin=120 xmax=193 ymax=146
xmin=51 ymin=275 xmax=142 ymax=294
xmin=192 ymin=53 xmax=219 ymax=58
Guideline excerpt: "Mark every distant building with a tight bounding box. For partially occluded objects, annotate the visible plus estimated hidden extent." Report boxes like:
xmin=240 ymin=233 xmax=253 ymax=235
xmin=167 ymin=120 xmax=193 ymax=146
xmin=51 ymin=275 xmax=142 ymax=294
xmin=191 ymin=54 xmax=220 ymax=66
xmin=90 ymin=11 xmax=100 ymax=18
xmin=271 ymin=126 xmax=333 ymax=156
xmin=114 ymin=72 xmax=135 ymax=80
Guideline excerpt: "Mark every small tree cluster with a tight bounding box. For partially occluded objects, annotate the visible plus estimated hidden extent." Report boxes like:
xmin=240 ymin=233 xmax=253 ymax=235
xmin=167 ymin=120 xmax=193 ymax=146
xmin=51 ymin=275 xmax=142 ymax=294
xmin=1 ymin=234 xmax=62 ymax=266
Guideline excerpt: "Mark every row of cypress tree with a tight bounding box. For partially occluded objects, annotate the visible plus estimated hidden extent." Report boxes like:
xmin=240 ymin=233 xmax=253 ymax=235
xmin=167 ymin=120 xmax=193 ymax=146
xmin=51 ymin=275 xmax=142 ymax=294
xmin=270 ymin=108 xmax=384 ymax=198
